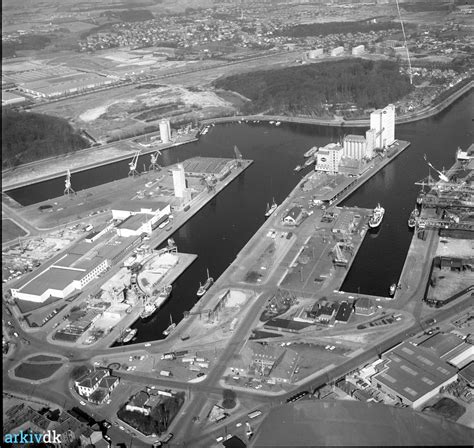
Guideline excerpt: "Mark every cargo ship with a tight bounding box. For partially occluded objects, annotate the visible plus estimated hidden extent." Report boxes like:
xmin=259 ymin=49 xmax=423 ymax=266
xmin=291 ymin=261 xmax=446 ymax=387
xmin=368 ymin=204 xmax=385 ymax=229
xmin=163 ymin=314 xmax=176 ymax=336
xmin=265 ymin=198 xmax=278 ymax=217
xmin=197 ymin=269 xmax=214 ymax=296
xmin=407 ymin=208 xmax=419 ymax=228
xmin=141 ymin=285 xmax=172 ymax=319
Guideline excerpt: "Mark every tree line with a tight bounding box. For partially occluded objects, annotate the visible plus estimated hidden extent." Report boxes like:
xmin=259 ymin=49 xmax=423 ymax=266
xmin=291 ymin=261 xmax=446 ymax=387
xmin=274 ymin=21 xmax=400 ymax=38
xmin=214 ymin=59 xmax=413 ymax=116
xmin=2 ymin=110 xmax=89 ymax=168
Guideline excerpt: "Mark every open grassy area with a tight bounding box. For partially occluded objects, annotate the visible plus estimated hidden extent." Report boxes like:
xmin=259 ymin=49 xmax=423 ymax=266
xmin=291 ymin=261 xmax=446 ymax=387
xmin=2 ymin=218 xmax=27 ymax=243
xmin=27 ymin=354 xmax=62 ymax=363
xmin=14 ymin=362 xmax=62 ymax=380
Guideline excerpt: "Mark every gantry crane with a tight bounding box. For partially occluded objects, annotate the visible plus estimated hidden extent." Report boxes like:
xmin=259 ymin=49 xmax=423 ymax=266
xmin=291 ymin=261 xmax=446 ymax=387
xmin=128 ymin=150 xmax=141 ymax=177
xmin=149 ymin=149 xmax=162 ymax=171
xmin=64 ymin=169 xmax=75 ymax=196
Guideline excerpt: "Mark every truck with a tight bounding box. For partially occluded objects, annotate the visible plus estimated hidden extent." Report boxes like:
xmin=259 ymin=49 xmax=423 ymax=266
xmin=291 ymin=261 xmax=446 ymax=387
xmin=197 ymin=362 xmax=209 ymax=369
xmin=182 ymin=357 xmax=195 ymax=363
xmin=84 ymin=224 xmax=94 ymax=232
xmin=161 ymin=352 xmax=176 ymax=360
xmin=159 ymin=370 xmax=172 ymax=377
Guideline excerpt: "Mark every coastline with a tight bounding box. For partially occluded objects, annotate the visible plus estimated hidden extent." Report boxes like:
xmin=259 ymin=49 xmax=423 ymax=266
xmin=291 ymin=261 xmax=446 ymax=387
xmin=2 ymin=81 xmax=471 ymax=191
xmin=202 ymin=79 xmax=473 ymax=128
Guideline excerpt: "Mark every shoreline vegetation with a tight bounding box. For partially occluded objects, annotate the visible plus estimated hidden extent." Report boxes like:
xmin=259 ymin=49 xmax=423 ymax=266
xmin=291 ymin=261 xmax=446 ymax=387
xmin=1 ymin=63 xmax=471 ymax=177
xmin=2 ymin=109 xmax=89 ymax=169
xmin=214 ymin=59 xmax=414 ymax=117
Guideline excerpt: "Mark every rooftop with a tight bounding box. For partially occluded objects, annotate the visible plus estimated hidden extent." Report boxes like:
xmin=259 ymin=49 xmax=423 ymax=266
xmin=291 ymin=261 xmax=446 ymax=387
xmin=373 ymin=341 xmax=457 ymax=403
xmin=250 ymin=400 xmax=474 ymax=447
xmin=19 ymin=266 xmax=84 ymax=295
xmin=117 ymin=213 xmax=154 ymax=231
xmin=419 ymin=332 xmax=465 ymax=358
xmin=113 ymin=199 xmax=169 ymax=213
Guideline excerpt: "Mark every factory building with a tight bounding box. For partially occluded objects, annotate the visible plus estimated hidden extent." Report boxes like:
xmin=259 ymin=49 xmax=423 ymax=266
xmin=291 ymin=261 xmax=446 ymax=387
xmin=307 ymin=48 xmax=324 ymax=59
xmin=370 ymin=104 xmax=395 ymax=149
xmin=18 ymin=73 xmax=118 ymax=99
xmin=314 ymin=143 xmax=343 ymax=173
xmin=2 ymin=91 xmax=27 ymax=106
xmin=11 ymin=252 xmax=109 ymax=303
xmin=111 ymin=199 xmax=170 ymax=221
xmin=159 ymin=119 xmax=171 ymax=143
xmin=352 ymin=45 xmax=365 ymax=56
xmin=371 ymin=341 xmax=458 ymax=409
xmin=330 ymin=46 xmax=344 ymax=57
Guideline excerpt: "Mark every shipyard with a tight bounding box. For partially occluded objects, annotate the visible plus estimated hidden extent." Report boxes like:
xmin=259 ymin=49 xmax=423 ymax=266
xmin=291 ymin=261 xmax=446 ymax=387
xmin=5 ymin=94 xmax=474 ymax=448
xmin=3 ymin=0 xmax=474 ymax=444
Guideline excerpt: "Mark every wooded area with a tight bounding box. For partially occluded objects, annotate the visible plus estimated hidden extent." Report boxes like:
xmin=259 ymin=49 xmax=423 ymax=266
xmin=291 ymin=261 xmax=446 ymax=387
xmin=2 ymin=110 xmax=89 ymax=168
xmin=214 ymin=59 xmax=413 ymax=116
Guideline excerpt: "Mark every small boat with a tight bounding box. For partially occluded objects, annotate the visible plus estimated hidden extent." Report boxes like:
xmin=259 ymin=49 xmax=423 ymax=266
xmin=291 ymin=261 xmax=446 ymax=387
xmin=275 ymin=121 xmax=281 ymax=126
xmin=294 ymin=165 xmax=303 ymax=172
xmin=269 ymin=120 xmax=275 ymax=124
xmin=265 ymin=198 xmax=278 ymax=218
xmin=141 ymin=301 xmax=156 ymax=319
xmin=368 ymin=204 xmax=385 ymax=229
xmin=163 ymin=314 xmax=176 ymax=336
xmin=197 ymin=269 xmax=214 ymax=296
xmin=304 ymin=156 xmax=316 ymax=167
xmin=389 ymin=283 xmax=397 ymax=297
xmin=304 ymin=146 xmax=318 ymax=158
xmin=121 ymin=328 xmax=137 ymax=343
xmin=407 ymin=208 xmax=419 ymax=228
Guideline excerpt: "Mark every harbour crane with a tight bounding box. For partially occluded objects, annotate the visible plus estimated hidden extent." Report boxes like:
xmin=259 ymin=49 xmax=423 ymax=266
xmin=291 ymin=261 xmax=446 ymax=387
xmin=64 ymin=169 xmax=75 ymax=196
xmin=128 ymin=150 xmax=141 ymax=177
xmin=149 ymin=149 xmax=162 ymax=171
xmin=424 ymin=154 xmax=449 ymax=182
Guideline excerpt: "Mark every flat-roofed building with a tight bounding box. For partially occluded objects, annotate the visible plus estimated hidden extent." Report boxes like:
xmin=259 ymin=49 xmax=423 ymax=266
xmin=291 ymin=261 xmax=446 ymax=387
xmin=112 ymin=199 xmax=170 ymax=221
xmin=116 ymin=213 xmax=156 ymax=237
xmin=2 ymin=90 xmax=27 ymax=106
xmin=370 ymin=104 xmax=395 ymax=149
xmin=372 ymin=341 xmax=458 ymax=408
xmin=314 ymin=143 xmax=343 ymax=174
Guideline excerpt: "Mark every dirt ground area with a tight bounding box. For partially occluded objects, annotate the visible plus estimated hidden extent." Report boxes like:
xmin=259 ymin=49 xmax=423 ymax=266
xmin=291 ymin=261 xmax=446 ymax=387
xmin=34 ymin=83 xmax=235 ymax=142
xmin=427 ymin=269 xmax=474 ymax=301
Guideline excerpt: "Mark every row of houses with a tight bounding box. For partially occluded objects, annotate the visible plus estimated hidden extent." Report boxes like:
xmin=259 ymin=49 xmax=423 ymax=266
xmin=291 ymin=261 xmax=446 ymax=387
xmin=4 ymin=403 xmax=110 ymax=448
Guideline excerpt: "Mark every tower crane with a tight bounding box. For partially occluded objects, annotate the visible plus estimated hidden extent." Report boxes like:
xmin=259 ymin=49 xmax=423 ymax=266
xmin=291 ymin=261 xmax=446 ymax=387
xmin=64 ymin=169 xmax=75 ymax=196
xmin=423 ymin=154 xmax=449 ymax=182
xmin=128 ymin=150 xmax=141 ymax=177
xmin=149 ymin=149 xmax=162 ymax=171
